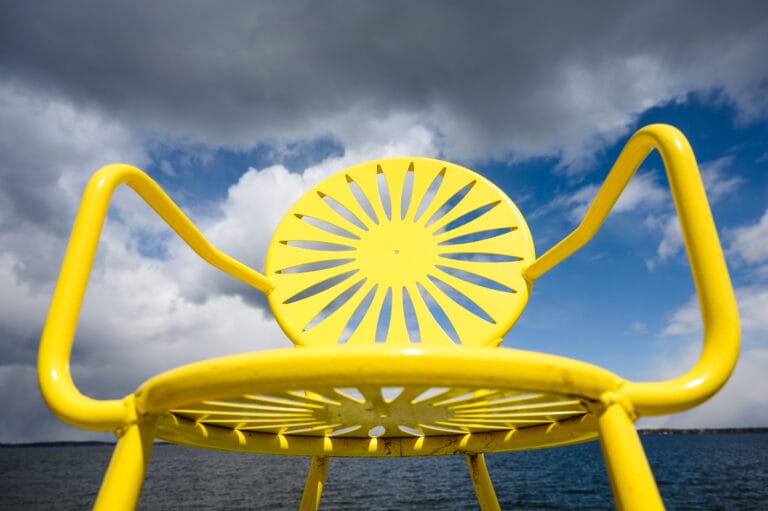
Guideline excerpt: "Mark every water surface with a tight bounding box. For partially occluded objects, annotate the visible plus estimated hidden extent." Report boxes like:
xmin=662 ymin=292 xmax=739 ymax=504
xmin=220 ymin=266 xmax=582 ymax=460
xmin=1 ymin=433 xmax=766 ymax=509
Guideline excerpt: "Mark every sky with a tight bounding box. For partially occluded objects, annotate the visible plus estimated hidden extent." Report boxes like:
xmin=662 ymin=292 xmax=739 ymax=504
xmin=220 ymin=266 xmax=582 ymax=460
xmin=0 ymin=1 xmax=766 ymax=443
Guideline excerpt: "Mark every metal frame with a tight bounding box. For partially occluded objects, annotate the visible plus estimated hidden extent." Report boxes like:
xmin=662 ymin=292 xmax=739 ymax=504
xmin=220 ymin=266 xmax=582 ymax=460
xmin=39 ymin=124 xmax=739 ymax=510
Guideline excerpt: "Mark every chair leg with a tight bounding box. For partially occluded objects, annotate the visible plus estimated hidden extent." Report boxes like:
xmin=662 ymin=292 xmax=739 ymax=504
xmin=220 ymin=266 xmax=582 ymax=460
xmin=597 ymin=401 xmax=664 ymax=511
xmin=299 ymin=456 xmax=329 ymax=511
xmin=93 ymin=416 xmax=157 ymax=511
xmin=466 ymin=453 xmax=501 ymax=511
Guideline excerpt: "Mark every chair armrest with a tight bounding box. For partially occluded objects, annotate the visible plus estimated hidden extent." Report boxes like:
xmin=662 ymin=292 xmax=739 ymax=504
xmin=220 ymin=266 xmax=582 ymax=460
xmin=38 ymin=164 xmax=273 ymax=431
xmin=523 ymin=124 xmax=740 ymax=416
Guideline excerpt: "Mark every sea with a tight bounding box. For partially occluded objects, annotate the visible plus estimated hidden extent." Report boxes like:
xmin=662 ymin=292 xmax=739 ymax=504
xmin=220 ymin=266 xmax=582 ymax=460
xmin=1 ymin=432 xmax=766 ymax=510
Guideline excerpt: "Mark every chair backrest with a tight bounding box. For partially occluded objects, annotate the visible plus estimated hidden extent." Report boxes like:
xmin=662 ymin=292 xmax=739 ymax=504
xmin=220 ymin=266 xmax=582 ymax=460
xmin=265 ymin=157 xmax=535 ymax=347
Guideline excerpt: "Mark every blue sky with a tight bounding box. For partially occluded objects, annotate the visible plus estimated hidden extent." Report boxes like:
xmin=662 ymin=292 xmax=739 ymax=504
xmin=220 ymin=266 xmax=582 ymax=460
xmin=0 ymin=2 xmax=766 ymax=442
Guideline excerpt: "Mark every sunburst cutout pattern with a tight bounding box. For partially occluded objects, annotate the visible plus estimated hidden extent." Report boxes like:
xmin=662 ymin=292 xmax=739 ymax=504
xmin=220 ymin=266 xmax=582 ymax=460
xmin=265 ymin=158 xmax=535 ymax=347
xmin=170 ymin=386 xmax=588 ymax=438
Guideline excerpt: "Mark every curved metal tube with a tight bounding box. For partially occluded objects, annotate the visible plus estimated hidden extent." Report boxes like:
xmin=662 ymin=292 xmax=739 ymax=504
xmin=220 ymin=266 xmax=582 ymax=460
xmin=523 ymin=124 xmax=740 ymax=416
xmin=38 ymin=164 xmax=272 ymax=431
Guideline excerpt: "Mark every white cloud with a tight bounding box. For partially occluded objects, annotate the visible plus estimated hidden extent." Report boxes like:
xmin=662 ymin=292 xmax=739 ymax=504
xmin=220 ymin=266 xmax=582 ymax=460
xmin=642 ymin=348 xmax=768 ymax=428
xmin=736 ymin=286 xmax=768 ymax=334
xmin=728 ymin=209 xmax=768 ymax=266
xmin=629 ymin=321 xmax=649 ymax=335
xmin=646 ymin=284 xmax=768 ymax=428
xmin=700 ymin=156 xmax=745 ymax=201
xmin=663 ymin=286 xmax=768 ymax=339
xmin=648 ymin=157 xmax=743 ymax=265
xmin=62 ymin=114 xmax=441 ymax=402
xmin=172 ymin=115 xmax=440 ymax=305
xmin=556 ymin=184 xmax=600 ymax=222
xmin=543 ymin=153 xmax=746 ymax=267
xmin=551 ymin=55 xmax=680 ymax=170
xmin=0 ymin=253 xmax=51 ymax=366
xmin=656 ymin=217 xmax=684 ymax=263
xmin=0 ymin=81 xmax=148 ymax=286
xmin=544 ymin=171 xmax=667 ymax=224
xmin=613 ymin=172 xmax=668 ymax=213
xmin=71 ymin=237 xmax=290 ymax=395
xmin=0 ymin=84 xmax=442 ymax=441
xmin=660 ymin=294 xmax=701 ymax=337
xmin=0 ymin=85 xmax=285 ymax=441
xmin=1 ymin=3 xmax=767 ymax=443
xmin=0 ymin=192 xmax=291 ymax=443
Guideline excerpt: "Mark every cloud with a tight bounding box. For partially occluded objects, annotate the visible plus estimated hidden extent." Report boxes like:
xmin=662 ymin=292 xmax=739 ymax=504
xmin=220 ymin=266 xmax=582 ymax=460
xmin=656 ymin=217 xmax=684 ymax=263
xmin=700 ymin=156 xmax=745 ymax=201
xmin=0 ymin=364 xmax=103 ymax=442
xmin=542 ymin=170 xmax=669 ymax=225
xmin=532 ymin=171 xmax=666 ymax=240
xmin=645 ymin=284 xmax=768 ymax=428
xmin=735 ymin=286 xmax=768 ymax=334
xmin=629 ymin=321 xmax=649 ymax=335
xmin=650 ymin=156 xmax=744 ymax=265
xmin=728 ymin=208 xmax=768 ymax=267
xmin=70 ymin=242 xmax=291 ymax=396
xmin=0 ymin=253 xmax=51 ymax=367
xmin=0 ymin=84 xmax=141 ymax=442
xmin=649 ymin=206 xmax=768 ymax=427
xmin=613 ymin=172 xmax=668 ymax=213
xmin=170 ymin=114 xmax=439 ymax=306
xmin=642 ymin=348 xmax=768 ymax=428
xmin=1 ymin=2 xmax=767 ymax=443
xmin=0 ymin=81 xmax=148 ymax=285
xmin=661 ymin=294 xmax=701 ymax=337
xmin=1 ymin=2 xmax=767 ymax=165
xmin=536 ymin=152 xmax=747 ymax=270
xmin=0 ymin=82 xmax=440 ymax=442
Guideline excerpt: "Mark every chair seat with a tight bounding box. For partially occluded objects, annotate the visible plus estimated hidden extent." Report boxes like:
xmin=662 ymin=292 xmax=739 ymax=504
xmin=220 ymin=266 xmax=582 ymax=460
xmin=136 ymin=346 xmax=624 ymax=456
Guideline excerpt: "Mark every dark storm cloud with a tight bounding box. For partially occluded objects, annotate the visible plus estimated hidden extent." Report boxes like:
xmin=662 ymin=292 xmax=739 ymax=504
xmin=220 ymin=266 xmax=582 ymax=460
xmin=0 ymin=81 xmax=146 ymax=286
xmin=2 ymin=1 xmax=767 ymax=159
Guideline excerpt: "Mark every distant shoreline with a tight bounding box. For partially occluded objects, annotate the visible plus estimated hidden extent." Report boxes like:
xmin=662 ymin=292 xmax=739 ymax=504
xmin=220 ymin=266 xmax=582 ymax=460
xmin=2 ymin=427 xmax=767 ymax=448
xmin=637 ymin=427 xmax=768 ymax=435
xmin=0 ymin=441 xmax=118 ymax=448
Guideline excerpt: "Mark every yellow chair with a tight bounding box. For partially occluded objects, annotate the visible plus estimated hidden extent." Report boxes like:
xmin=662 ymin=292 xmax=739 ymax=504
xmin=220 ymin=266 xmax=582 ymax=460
xmin=39 ymin=124 xmax=739 ymax=510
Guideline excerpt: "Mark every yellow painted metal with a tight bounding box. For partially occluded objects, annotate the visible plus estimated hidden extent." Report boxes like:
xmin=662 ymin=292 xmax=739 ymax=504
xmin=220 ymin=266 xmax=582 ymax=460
xmin=157 ymin=414 xmax=597 ymax=458
xmin=139 ymin=345 xmax=612 ymax=455
xmin=37 ymin=163 xmax=272 ymax=431
xmin=167 ymin=386 xmax=588 ymax=439
xmin=36 ymin=125 xmax=740 ymax=510
xmin=265 ymin=158 xmax=535 ymax=347
xmin=93 ymin=410 xmax=157 ymax=511
xmin=524 ymin=124 xmax=740 ymax=417
xmin=135 ymin=345 xmax=622 ymax=414
xmin=156 ymin=406 xmax=599 ymax=458
xmin=596 ymin=399 xmax=664 ymax=510
xmin=299 ymin=457 xmax=329 ymax=511
xmin=467 ymin=453 xmax=501 ymax=511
